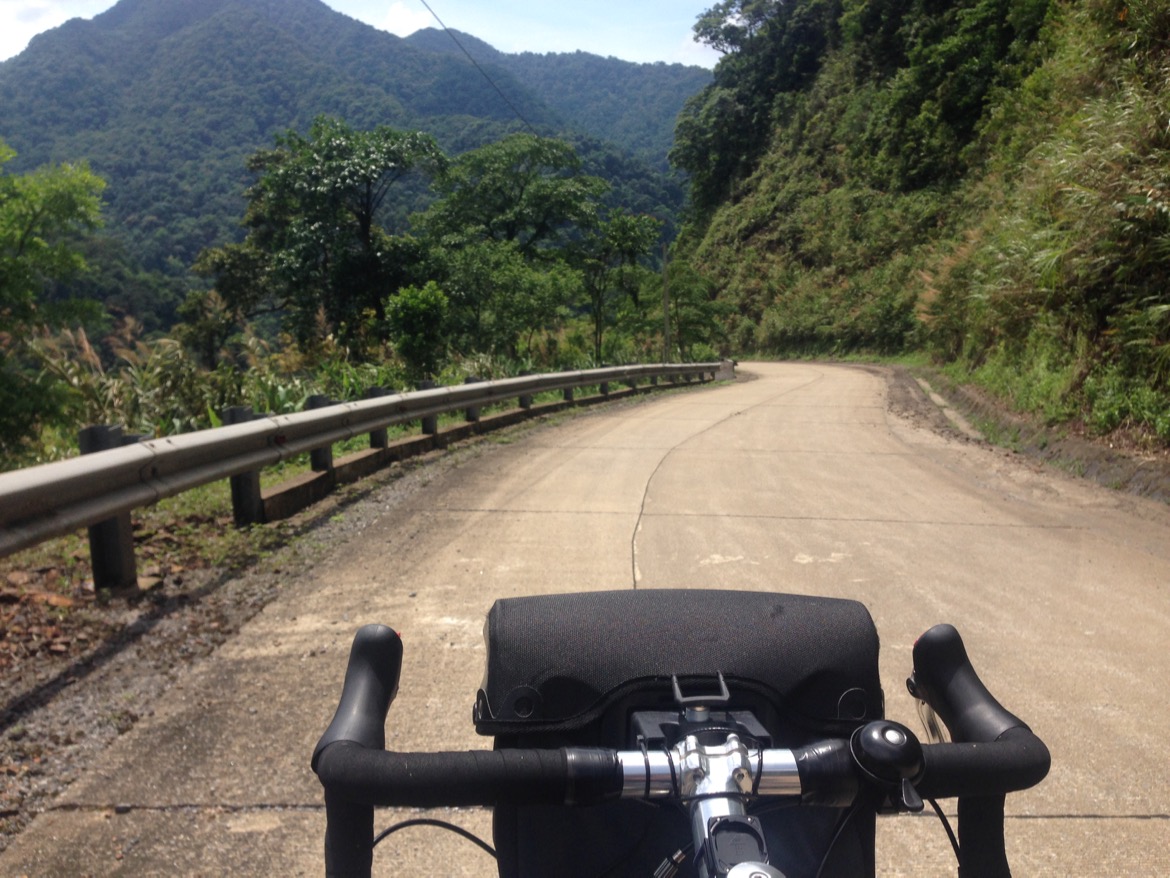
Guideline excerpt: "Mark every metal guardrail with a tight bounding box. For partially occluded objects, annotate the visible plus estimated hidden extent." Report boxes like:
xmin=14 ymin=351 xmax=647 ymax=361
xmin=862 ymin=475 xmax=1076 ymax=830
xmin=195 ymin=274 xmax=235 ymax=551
xmin=0 ymin=363 xmax=726 ymax=585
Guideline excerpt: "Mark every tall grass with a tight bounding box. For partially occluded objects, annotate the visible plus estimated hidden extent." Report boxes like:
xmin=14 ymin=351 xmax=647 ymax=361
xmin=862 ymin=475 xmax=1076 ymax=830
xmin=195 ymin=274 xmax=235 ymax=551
xmin=921 ymin=0 xmax=1170 ymax=440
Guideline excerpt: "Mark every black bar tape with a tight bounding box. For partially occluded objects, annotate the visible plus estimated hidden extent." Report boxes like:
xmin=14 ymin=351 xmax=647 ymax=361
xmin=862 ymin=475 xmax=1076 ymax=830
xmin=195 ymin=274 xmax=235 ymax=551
xmin=315 ymin=743 xmax=622 ymax=808
xmin=914 ymin=728 xmax=1051 ymax=800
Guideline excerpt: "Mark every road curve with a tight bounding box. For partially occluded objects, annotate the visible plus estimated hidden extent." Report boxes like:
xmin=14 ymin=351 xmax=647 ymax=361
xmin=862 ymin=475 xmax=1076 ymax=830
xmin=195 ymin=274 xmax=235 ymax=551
xmin=2 ymin=362 xmax=1168 ymax=876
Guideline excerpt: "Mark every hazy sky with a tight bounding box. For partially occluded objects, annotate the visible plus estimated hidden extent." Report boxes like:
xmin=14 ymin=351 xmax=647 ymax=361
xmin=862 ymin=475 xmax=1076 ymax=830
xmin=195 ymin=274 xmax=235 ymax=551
xmin=0 ymin=0 xmax=722 ymax=67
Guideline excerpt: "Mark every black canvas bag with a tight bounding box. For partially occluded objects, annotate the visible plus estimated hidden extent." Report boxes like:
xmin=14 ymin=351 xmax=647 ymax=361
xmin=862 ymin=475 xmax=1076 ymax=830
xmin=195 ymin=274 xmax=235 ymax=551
xmin=474 ymin=589 xmax=885 ymax=877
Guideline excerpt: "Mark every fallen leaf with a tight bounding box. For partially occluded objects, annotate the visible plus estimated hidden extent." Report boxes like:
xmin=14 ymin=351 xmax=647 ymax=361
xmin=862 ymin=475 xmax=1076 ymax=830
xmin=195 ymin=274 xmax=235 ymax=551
xmin=19 ymin=592 xmax=76 ymax=608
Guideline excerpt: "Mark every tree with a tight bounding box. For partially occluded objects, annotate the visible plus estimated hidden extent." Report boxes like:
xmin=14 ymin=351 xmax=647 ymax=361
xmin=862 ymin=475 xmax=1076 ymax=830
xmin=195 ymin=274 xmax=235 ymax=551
xmin=573 ymin=210 xmax=663 ymax=362
xmin=417 ymin=135 xmax=608 ymax=359
xmin=694 ymin=0 xmax=781 ymax=54
xmin=386 ymin=282 xmax=449 ymax=381
xmin=0 ymin=140 xmax=105 ymax=463
xmin=196 ymin=117 xmax=445 ymax=350
xmin=436 ymin=239 xmax=575 ymax=358
xmin=664 ymin=262 xmax=731 ymax=359
xmin=418 ymin=134 xmax=608 ymax=258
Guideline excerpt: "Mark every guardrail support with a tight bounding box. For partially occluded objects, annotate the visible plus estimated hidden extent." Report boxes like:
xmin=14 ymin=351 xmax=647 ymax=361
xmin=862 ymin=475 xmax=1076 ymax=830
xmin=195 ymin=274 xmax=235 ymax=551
xmin=563 ymin=387 xmax=575 ymax=402
xmin=79 ymin=425 xmax=138 ymax=592
xmin=418 ymin=380 xmax=439 ymax=434
xmin=224 ymin=406 xmax=265 ymax=527
xmin=365 ymin=387 xmax=390 ymax=449
xmin=600 ymin=382 xmax=610 ymax=396
xmin=307 ymin=396 xmax=335 ymax=472
xmin=464 ymin=376 xmax=483 ymax=422
xmin=518 ymin=371 xmax=534 ymax=410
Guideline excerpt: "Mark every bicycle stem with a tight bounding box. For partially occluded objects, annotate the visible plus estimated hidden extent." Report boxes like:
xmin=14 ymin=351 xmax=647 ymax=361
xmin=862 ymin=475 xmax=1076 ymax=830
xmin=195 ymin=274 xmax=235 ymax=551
xmin=616 ymin=723 xmax=800 ymax=878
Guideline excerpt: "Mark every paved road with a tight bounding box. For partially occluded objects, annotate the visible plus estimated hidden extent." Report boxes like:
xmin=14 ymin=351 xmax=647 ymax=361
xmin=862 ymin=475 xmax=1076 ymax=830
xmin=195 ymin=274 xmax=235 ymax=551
xmin=3 ymin=362 xmax=1169 ymax=875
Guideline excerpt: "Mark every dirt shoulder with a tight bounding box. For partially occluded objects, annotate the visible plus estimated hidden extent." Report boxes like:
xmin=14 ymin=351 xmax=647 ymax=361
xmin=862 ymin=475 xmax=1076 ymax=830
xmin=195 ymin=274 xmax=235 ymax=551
xmin=904 ymin=366 xmax=1170 ymax=504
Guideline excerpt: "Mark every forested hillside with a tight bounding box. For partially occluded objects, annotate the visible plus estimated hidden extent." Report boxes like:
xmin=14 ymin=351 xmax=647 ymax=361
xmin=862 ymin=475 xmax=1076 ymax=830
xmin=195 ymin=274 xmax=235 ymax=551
xmin=0 ymin=0 xmax=707 ymax=329
xmin=675 ymin=0 xmax=1170 ymax=442
xmin=405 ymin=28 xmax=712 ymax=171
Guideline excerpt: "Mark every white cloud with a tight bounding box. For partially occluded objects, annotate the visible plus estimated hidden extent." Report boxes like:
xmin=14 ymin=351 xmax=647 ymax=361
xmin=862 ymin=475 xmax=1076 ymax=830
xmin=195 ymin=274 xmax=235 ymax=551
xmin=378 ymin=1 xmax=433 ymax=37
xmin=671 ymin=33 xmax=720 ymax=69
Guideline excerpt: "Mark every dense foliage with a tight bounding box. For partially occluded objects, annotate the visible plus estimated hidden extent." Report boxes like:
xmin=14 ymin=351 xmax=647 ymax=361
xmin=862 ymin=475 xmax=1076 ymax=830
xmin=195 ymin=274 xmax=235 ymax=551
xmin=0 ymin=124 xmax=723 ymax=470
xmin=194 ymin=119 xmax=446 ymax=350
xmin=675 ymin=0 xmax=1170 ymax=442
xmin=195 ymin=126 xmax=716 ymax=377
xmin=405 ymin=28 xmax=712 ymax=172
xmin=0 ymin=142 xmax=106 ymax=460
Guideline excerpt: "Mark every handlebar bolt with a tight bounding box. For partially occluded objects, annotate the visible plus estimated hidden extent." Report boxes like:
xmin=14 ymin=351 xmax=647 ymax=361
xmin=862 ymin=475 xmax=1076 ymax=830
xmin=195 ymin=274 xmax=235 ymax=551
xmin=883 ymin=727 xmax=907 ymax=746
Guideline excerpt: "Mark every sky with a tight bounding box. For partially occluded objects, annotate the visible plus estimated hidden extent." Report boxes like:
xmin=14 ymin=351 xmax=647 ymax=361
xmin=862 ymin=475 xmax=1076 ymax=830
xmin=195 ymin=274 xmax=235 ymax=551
xmin=0 ymin=0 xmax=723 ymax=67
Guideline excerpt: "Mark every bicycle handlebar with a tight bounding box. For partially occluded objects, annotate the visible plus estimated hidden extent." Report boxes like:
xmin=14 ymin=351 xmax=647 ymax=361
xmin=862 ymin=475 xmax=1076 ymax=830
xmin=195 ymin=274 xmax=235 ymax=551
xmin=908 ymin=624 xmax=1050 ymax=877
xmin=313 ymin=623 xmax=1049 ymax=877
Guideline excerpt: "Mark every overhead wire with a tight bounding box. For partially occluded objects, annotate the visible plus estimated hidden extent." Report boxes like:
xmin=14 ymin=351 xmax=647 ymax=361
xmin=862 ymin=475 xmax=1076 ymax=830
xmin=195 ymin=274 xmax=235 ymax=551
xmin=416 ymin=0 xmax=540 ymax=135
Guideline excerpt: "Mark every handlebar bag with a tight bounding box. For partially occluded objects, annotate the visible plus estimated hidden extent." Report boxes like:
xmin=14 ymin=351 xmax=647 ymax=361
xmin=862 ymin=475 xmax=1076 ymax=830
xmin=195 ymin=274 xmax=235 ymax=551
xmin=475 ymin=589 xmax=884 ymax=878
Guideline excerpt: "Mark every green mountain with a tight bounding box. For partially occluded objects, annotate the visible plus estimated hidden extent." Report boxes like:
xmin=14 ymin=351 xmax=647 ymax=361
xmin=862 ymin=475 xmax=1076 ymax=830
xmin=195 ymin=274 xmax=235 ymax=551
xmin=674 ymin=0 xmax=1170 ymax=441
xmin=0 ymin=0 xmax=709 ymax=313
xmin=405 ymin=28 xmax=711 ymax=172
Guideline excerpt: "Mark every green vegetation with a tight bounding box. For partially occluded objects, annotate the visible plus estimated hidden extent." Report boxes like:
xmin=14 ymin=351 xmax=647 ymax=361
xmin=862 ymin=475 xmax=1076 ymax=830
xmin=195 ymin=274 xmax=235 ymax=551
xmin=3 ymin=123 xmax=725 ymax=472
xmin=673 ymin=0 xmax=1170 ymax=445
xmin=194 ymin=118 xmax=446 ymax=350
xmin=0 ymin=141 xmax=106 ymax=461
xmin=403 ymin=28 xmax=712 ymax=171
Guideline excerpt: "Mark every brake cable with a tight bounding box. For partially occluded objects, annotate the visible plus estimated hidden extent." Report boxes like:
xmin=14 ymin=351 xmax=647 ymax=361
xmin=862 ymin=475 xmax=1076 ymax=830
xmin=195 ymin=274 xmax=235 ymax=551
xmin=373 ymin=817 xmax=496 ymax=858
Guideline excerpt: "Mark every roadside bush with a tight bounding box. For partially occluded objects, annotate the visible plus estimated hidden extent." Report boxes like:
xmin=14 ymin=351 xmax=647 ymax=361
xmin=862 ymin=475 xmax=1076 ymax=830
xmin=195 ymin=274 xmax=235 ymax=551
xmin=1083 ymin=368 xmax=1170 ymax=439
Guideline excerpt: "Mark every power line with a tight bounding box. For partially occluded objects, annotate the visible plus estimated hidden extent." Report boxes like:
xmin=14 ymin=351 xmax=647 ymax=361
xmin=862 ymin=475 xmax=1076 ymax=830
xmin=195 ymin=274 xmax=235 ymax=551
xmin=416 ymin=0 xmax=539 ymax=135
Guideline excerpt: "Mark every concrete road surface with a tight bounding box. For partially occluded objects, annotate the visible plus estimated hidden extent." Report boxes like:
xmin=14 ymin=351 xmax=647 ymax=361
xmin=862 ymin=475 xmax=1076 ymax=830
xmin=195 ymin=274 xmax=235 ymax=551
xmin=3 ymin=362 xmax=1169 ymax=876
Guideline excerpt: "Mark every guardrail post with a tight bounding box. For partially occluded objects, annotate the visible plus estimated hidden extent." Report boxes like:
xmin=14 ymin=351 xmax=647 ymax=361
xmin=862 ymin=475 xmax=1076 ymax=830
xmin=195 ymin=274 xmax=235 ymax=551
xmin=417 ymin=380 xmax=438 ymax=434
xmin=464 ymin=376 xmax=483 ymax=422
xmin=79 ymin=425 xmax=137 ymax=593
xmin=307 ymin=396 xmax=335 ymax=472
xmin=224 ymin=406 xmax=265 ymax=527
xmin=365 ymin=387 xmax=390 ymax=449
xmin=518 ymin=371 xmax=534 ymax=410
xmin=563 ymin=386 xmax=575 ymax=402
xmin=600 ymin=381 xmax=610 ymax=396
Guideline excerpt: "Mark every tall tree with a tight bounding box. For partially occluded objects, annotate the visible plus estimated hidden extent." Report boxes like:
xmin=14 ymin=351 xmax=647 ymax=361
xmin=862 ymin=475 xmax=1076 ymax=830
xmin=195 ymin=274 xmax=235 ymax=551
xmin=417 ymin=135 xmax=607 ymax=357
xmin=573 ymin=210 xmax=662 ymax=362
xmin=418 ymin=134 xmax=608 ymax=257
xmin=693 ymin=0 xmax=782 ymax=54
xmin=0 ymin=140 xmax=105 ymax=463
xmin=195 ymin=117 xmax=444 ymax=350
